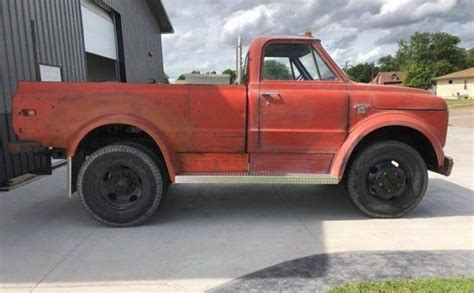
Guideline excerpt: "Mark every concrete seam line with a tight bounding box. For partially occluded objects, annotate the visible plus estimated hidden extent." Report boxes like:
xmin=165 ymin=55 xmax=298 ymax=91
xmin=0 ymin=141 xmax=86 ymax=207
xmin=30 ymin=226 xmax=100 ymax=292
xmin=272 ymin=184 xmax=325 ymax=248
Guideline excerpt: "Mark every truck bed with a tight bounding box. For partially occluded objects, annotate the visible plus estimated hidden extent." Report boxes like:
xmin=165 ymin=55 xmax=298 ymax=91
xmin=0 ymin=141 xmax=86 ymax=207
xmin=13 ymin=82 xmax=247 ymax=154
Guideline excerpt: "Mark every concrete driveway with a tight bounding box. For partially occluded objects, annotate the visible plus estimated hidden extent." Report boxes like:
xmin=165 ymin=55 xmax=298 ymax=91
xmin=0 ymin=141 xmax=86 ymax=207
xmin=1 ymin=126 xmax=473 ymax=292
xmin=449 ymin=106 xmax=474 ymax=128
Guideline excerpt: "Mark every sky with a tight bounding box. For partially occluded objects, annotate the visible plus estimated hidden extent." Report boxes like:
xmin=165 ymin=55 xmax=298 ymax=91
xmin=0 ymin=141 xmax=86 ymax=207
xmin=161 ymin=0 xmax=474 ymax=81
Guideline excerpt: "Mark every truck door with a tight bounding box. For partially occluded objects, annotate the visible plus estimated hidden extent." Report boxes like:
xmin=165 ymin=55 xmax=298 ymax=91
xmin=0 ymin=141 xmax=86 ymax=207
xmin=254 ymin=42 xmax=349 ymax=172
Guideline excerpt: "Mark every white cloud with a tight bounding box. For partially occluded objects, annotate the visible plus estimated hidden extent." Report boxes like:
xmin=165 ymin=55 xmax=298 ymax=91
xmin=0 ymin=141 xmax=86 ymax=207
xmin=221 ymin=5 xmax=279 ymax=44
xmin=379 ymin=0 xmax=412 ymax=14
xmin=356 ymin=47 xmax=383 ymax=63
xmin=174 ymin=29 xmax=208 ymax=51
xmin=413 ymin=0 xmax=457 ymax=19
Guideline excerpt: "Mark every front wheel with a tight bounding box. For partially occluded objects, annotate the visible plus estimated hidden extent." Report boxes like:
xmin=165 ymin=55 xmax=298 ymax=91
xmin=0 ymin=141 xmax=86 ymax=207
xmin=77 ymin=144 xmax=167 ymax=227
xmin=346 ymin=141 xmax=428 ymax=218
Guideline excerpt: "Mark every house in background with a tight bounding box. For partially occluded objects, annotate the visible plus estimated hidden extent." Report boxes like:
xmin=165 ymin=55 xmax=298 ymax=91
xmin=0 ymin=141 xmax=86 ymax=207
xmin=433 ymin=68 xmax=474 ymax=99
xmin=0 ymin=0 xmax=173 ymax=187
xmin=371 ymin=71 xmax=404 ymax=85
xmin=176 ymin=74 xmax=231 ymax=85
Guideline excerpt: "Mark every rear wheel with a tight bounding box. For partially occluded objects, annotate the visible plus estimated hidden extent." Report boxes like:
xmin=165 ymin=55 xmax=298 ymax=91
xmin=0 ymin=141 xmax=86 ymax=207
xmin=77 ymin=144 xmax=167 ymax=227
xmin=346 ymin=141 xmax=428 ymax=218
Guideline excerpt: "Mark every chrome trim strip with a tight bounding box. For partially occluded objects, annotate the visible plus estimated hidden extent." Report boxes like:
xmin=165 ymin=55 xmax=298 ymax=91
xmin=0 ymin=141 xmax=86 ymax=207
xmin=67 ymin=157 xmax=72 ymax=198
xmin=175 ymin=173 xmax=339 ymax=185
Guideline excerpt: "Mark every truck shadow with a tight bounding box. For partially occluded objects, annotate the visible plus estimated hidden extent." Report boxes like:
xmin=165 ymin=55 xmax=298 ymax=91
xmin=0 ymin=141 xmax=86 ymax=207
xmin=151 ymin=178 xmax=473 ymax=225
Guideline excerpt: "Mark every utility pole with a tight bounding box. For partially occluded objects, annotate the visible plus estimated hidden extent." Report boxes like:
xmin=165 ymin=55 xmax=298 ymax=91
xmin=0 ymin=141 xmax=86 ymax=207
xmin=236 ymin=36 xmax=242 ymax=85
xmin=344 ymin=61 xmax=350 ymax=71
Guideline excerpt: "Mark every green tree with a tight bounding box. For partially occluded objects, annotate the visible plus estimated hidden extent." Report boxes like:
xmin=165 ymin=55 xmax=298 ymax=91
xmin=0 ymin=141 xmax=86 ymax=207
xmin=263 ymin=60 xmax=291 ymax=80
xmin=466 ymin=48 xmax=474 ymax=68
xmin=345 ymin=63 xmax=379 ymax=83
xmin=403 ymin=62 xmax=432 ymax=89
xmin=177 ymin=74 xmax=185 ymax=81
xmin=222 ymin=69 xmax=237 ymax=84
xmin=396 ymin=32 xmax=468 ymax=88
xmin=378 ymin=55 xmax=400 ymax=72
xmin=163 ymin=73 xmax=170 ymax=84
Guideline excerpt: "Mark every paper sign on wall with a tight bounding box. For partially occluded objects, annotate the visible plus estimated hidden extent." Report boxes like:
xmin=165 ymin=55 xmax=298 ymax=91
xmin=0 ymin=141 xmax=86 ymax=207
xmin=39 ymin=64 xmax=62 ymax=82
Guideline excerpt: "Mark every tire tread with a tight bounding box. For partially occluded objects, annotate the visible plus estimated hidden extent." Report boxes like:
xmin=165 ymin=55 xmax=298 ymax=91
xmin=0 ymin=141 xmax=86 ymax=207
xmin=346 ymin=140 xmax=428 ymax=218
xmin=77 ymin=144 xmax=165 ymax=227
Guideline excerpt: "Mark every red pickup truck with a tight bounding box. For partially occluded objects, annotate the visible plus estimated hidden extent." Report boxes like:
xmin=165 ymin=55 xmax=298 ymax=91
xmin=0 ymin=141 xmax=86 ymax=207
xmin=12 ymin=35 xmax=453 ymax=226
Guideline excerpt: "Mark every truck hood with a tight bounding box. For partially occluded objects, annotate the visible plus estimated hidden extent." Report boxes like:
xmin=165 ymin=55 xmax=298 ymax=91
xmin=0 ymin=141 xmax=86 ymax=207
xmin=352 ymin=83 xmax=447 ymax=111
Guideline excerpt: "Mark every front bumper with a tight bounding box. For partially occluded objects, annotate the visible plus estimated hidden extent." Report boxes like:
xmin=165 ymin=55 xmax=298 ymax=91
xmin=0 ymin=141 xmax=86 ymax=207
xmin=437 ymin=156 xmax=454 ymax=176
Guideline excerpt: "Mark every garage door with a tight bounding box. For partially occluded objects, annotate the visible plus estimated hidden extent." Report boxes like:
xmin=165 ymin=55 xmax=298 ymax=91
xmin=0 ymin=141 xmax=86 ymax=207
xmin=81 ymin=1 xmax=117 ymax=60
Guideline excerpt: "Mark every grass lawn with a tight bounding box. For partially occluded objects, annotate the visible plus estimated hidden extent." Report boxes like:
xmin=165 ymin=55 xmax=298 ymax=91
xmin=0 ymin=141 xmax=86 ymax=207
xmin=445 ymin=99 xmax=474 ymax=109
xmin=328 ymin=278 xmax=474 ymax=293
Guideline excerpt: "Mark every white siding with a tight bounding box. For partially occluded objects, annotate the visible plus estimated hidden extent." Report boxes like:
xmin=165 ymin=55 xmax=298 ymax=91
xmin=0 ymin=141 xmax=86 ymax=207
xmin=436 ymin=78 xmax=474 ymax=99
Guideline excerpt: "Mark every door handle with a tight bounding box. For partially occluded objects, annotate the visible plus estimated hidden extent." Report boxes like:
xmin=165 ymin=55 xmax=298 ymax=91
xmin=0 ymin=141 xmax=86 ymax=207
xmin=261 ymin=92 xmax=283 ymax=106
xmin=261 ymin=92 xmax=280 ymax=98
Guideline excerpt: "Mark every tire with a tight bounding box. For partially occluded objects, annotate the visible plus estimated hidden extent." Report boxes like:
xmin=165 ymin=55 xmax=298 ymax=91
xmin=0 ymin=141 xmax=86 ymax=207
xmin=346 ymin=141 xmax=428 ymax=218
xmin=113 ymin=141 xmax=171 ymax=202
xmin=77 ymin=144 xmax=166 ymax=227
xmin=114 ymin=141 xmax=171 ymax=191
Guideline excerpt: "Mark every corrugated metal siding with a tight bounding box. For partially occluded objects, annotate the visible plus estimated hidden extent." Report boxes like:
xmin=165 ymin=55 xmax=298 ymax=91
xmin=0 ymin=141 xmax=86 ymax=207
xmin=102 ymin=0 xmax=165 ymax=83
xmin=0 ymin=0 xmax=86 ymax=186
xmin=29 ymin=0 xmax=87 ymax=81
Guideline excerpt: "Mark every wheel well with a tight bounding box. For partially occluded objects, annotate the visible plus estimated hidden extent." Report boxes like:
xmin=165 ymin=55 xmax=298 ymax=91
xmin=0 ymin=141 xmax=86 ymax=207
xmin=72 ymin=124 xmax=168 ymax=192
xmin=344 ymin=126 xmax=438 ymax=178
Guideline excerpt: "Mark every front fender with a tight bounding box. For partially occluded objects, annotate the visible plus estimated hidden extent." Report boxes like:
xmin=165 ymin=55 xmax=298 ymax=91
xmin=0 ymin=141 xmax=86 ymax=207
xmin=67 ymin=114 xmax=178 ymax=181
xmin=330 ymin=112 xmax=445 ymax=180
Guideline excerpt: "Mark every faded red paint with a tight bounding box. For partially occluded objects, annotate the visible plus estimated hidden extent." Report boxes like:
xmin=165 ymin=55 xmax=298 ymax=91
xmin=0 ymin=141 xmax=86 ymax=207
xmin=178 ymin=153 xmax=248 ymax=173
xmin=250 ymin=153 xmax=333 ymax=173
xmin=12 ymin=35 xmax=451 ymax=181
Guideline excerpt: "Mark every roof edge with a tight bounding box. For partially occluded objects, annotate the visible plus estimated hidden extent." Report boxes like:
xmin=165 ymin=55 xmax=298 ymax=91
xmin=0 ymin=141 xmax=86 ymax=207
xmin=432 ymin=67 xmax=474 ymax=80
xmin=432 ymin=76 xmax=474 ymax=80
xmin=146 ymin=0 xmax=174 ymax=34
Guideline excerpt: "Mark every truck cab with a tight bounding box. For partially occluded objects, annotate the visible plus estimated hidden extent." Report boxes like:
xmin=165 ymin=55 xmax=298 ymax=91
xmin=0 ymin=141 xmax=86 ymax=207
xmin=12 ymin=35 xmax=453 ymax=226
xmin=245 ymin=37 xmax=349 ymax=175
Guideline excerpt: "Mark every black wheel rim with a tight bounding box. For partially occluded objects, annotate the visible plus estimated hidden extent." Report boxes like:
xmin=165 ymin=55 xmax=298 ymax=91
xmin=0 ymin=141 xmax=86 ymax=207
xmin=99 ymin=165 xmax=144 ymax=210
xmin=366 ymin=159 xmax=410 ymax=204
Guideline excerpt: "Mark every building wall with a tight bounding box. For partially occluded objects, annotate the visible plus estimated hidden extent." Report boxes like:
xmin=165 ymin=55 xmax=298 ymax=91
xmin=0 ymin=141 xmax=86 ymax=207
xmin=436 ymin=78 xmax=474 ymax=99
xmin=102 ymin=0 xmax=165 ymax=83
xmin=0 ymin=0 xmax=86 ymax=186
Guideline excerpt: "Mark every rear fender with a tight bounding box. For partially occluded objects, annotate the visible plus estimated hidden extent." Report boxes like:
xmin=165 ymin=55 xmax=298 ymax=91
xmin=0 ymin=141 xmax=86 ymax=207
xmin=67 ymin=114 xmax=178 ymax=181
xmin=330 ymin=112 xmax=445 ymax=180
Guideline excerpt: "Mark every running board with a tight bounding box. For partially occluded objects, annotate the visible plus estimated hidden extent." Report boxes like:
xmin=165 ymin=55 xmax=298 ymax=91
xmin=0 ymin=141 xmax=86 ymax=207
xmin=175 ymin=172 xmax=339 ymax=185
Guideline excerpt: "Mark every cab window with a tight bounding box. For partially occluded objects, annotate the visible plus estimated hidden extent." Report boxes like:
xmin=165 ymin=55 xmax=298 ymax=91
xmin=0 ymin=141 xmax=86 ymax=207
xmin=262 ymin=43 xmax=336 ymax=81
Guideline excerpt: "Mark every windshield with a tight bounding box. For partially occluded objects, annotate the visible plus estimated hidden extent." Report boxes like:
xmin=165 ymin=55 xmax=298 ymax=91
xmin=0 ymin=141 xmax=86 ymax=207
xmin=262 ymin=43 xmax=337 ymax=81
